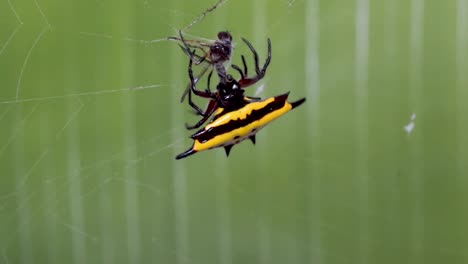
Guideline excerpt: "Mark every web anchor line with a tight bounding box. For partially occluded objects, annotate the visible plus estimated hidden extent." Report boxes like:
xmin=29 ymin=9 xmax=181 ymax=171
xmin=181 ymin=0 xmax=228 ymax=31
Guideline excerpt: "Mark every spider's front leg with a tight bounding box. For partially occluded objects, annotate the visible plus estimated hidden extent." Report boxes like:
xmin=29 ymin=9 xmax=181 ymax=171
xmin=186 ymin=59 xmax=206 ymax=116
xmin=187 ymin=58 xmax=215 ymax=99
xmin=185 ymin=59 xmax=217 ymax=129
xmin=205 ymin=69 xmax=214 ymax=93
xmin=180 ymin=63 xmax=211 ymax=103
xmin=237 ymin=38 xmax=272 ymax=88
xmin=185 ymin=99 xmax=218 ymax=130
xmin=232 ymin=55 xmax=247 ymax=79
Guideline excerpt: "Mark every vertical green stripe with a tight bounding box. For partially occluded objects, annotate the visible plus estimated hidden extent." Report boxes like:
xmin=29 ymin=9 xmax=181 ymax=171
xmin=171 ymin=1 xmax=189 ymax=264
xmin=409 ymin=0 xmax=425 ymax=263
xmin=355 ymin=0 xmax=370 ymax=263
xmin=456 ymin=1 xmax=468 ymax=263
xmin=42 ymin=136 xmax=58 ymax=264
xmin=118 ymin=3 xmax=142 ymax=263
xmin=305 ymin=0 xmax=322 ymax=263
xmin=123 ymin=89 xmax=141 ymax=263
xmin=64 ymin=14 xmax=87 ymax=261
xmin=250 ymin=1 xmax=271 ymax=264
xmin=14 ymin=106 xmax=34 ymax=264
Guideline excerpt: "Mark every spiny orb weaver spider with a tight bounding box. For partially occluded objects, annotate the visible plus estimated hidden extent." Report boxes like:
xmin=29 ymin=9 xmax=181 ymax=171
xmin=175 ymin=34 xmax=306 ymax=160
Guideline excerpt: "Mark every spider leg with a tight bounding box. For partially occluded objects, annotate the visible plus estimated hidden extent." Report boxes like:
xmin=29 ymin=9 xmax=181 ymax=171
xmin=231 ymin=64 xmax=245 ymax=79
xmin=242 ymin=38 xmax=260 ymax=74
xmin=185 ymin=99 xmax=218 ymax=130
xmin=242 ymin=37 xmax=271 ymax=75
xmin=180 ymin=63 xmax=211 ymax=102
xmin=262 ymin=38 xmax=272 ymax=73
xmin=187 ymin=89 xmax=204 ymax=116
xmin=245 ymin=95 xmax=262 ymax=102
xmin=241 ymin=54 xmax=248 ymax=76
xmin=237 ymin=38 xmax=272 ymax=88
xmin=178 ymin=37 xmax=215 ymax=102
xmin=232 ymin=54 xmax=249 ymax=79
xmin=188 ymin=58 xmax=215 ymax=99
xmin=178 ymin=31 xmax=196 ymax=61
xmin=205 ymin=69 xmax=214 ymax=93
xmin=186 ymin=59 xmax=206 ymax=116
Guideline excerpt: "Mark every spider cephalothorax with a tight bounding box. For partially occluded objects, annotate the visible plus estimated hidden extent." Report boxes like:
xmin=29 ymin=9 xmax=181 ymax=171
xmin=215 ymin=75 xmax=247 ymax=109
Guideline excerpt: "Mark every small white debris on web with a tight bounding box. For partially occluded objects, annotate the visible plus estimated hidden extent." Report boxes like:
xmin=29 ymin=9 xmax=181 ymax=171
xmin=404 ymin=113 xmax=416 ymax=134
xmin=255 ymin=84 xmax=265 ymax=96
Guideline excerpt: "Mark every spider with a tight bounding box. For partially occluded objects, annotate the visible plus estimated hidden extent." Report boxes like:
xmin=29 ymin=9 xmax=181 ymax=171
xmin=178 ymin=33 xmax=272 ymax=130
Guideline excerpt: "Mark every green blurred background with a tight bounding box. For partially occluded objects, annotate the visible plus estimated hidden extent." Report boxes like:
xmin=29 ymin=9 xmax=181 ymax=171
xmin=1 ymin=0 xmax=468 ymax=263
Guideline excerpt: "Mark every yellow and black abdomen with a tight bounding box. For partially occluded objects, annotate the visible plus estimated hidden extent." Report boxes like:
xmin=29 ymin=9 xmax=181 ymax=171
xmin=175 ymin=92 xmax=305 ymax=159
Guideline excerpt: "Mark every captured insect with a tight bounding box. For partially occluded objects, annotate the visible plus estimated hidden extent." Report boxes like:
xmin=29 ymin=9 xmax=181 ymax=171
xmin=168 ymin=31 xmax=234 ymax=103
xmin=175 ymin=92 xmax=306 ymax=159
xmin=169 ymin=31 xmax=271 ymax=116
xmin=175 ymin=32 xmax=272 ymax=130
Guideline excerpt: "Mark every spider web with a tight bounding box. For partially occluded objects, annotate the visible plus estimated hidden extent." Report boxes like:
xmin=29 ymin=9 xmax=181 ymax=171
xmin=1 ymin=0 xmax=467 ymax=264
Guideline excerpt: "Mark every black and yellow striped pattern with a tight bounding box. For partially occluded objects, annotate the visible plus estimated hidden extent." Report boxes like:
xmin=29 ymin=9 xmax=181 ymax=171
xmin=175 ymin=92 xmax=305 ymax=159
